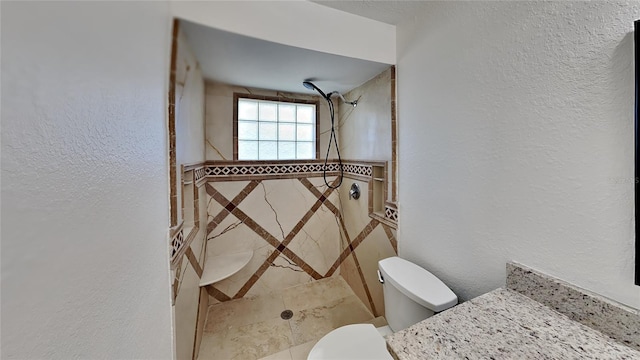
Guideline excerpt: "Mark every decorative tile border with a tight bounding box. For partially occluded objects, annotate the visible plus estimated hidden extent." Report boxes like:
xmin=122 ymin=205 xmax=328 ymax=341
xmin=170 ymin=225 xmax=185 ymax=260
xmin=202 ymin=160 xmax=376 ymax=181
xmin=506 ymin=262 xmax=640 ymax=351
xmin=194 ymin=166 xmax=206 ymax=185
xmin=342 ymin=163 xmax=373 ymax=177
xmin=385 ymin=202 xmax=398 ymax=223
xmin=170 ymin=165 xmax=206 ymax=273
xmin=204 ymin=162 xmax=341 ymax=179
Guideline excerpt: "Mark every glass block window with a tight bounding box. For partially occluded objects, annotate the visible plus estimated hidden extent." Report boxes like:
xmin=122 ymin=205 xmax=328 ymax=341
xmin=236 ymin=97 xmax=317 ymax=160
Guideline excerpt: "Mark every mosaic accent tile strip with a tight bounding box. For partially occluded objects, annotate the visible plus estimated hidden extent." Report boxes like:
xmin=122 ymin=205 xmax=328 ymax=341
xmin=385 ymin=203 xmax=398 ymax=223
xmin=171 ymin=226 xmax=200 ymax=269
xmin=506 ymin=262 xmax=640 ymax=351
xmin=203 ymin=160 xmax=374 ymax=181
xmin=170 ymin=227 xmax=185 ymax=260
xmin=194 ymin=166 xmax=206 ymax=184
xmin=342 ymin=163 xmax=372 ymax=177
xmin=204 ymin=162 xmax=341 ymax=178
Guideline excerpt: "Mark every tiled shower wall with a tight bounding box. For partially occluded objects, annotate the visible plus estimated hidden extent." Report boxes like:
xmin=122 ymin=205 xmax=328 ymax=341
xmin=204 ymin=173 xmax=343 ymax=302
xmin=202 ymin=161 xmax=397 ymax=315
xmin=201 ymin=67 xmax=398 ymax=317
xmin=336 ymin=67 xmax=398 ymax=316
xmin=338 ymin=178 xmax=397 ymax=316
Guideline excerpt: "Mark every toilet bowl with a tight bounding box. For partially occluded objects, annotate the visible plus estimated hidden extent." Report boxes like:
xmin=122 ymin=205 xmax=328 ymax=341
xmin=307 ymin=324 xmax=393 ymax=360
xmin=307 ymin=257 xmax=457 ymax=360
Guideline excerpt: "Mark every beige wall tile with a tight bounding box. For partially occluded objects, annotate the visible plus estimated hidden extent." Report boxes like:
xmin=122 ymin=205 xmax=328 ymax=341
xmin=246 ymin=256 xmax=314 ymax=297
xmin=204 ymin=83 xmax=234 ymax=160
xmin=338 ymin=179 xmax=371 ymax=240
xmin=286 ymin=204 xmax=340 ymax=275
xmin=338 ymin=68 xmax=392 ymax=162
xmin=353 ymin=225 xmax=396 ymax=317
xmin=206 ymin=216 xmax=275 ymax=298
xmin=174 ymin=263 xmax=201 ymax=360
xmin=238 ymin=179 xmax=315 ymax=241
xmin=209 ymin=181 xmax=251 ymax=202
xmin=339 ymin=255 xmax=371 ymax=314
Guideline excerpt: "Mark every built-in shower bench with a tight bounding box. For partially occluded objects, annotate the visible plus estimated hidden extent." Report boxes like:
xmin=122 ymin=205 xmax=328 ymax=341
xmin=199 ymin=250 xmax=253 ymax=287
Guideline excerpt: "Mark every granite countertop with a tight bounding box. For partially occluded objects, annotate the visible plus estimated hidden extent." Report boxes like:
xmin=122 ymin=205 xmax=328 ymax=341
xmin=386 ymin=288 xmax=640 ymax=360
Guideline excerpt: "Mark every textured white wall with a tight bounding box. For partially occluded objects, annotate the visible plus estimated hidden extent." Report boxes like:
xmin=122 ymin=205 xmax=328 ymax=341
xmin=1 ymin=2 xmax=174 ymax=358
xmin=397 ymin=1 xmax=640 ymax=308
xmin=171 ymin=0 xmax=395 ymax=65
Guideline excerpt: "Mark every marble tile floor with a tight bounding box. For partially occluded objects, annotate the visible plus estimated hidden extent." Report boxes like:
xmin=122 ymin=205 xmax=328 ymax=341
xmin=198 ymin=277 xmax=387 ymax=360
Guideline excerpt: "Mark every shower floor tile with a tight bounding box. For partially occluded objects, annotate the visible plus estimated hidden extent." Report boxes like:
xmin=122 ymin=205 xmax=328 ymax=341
xmin=289 ymin=295 xmax=375 ymax=345
xmin=197 ymin=277 xmax=376 ymax=360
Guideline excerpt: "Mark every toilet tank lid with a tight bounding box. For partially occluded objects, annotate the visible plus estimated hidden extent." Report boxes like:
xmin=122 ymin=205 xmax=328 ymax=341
xmin=378 ymin=257 xmax=458 ymax=312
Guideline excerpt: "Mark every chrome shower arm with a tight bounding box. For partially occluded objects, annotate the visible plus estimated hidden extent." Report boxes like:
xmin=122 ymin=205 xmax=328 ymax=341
xmin=327 ymin=91 xmax=358 ymax=107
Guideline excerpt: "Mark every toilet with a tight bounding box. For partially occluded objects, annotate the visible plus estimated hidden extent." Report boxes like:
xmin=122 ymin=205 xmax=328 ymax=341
xmin=307 ymin=256 xmax=458 ymax=360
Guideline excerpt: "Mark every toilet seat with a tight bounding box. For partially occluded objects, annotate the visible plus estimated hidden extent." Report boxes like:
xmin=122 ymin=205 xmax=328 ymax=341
xmin=307 ymin=324 xmax=393 ymax=360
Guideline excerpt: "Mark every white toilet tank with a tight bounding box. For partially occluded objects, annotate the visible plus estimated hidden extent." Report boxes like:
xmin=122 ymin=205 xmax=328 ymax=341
xmin=378 ymin=257 xmax=458 ymax=332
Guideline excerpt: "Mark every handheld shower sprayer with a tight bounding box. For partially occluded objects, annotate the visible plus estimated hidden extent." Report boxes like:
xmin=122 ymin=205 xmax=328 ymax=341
xmin=302 ymin=80 xmax=359 ymax=189
xmin=303 ymin=81 xmax=328 ymax=100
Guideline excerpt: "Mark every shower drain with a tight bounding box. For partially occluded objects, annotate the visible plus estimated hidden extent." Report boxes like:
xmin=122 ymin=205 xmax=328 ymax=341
xmin=280 ymin=310 xmax=293 ymax=320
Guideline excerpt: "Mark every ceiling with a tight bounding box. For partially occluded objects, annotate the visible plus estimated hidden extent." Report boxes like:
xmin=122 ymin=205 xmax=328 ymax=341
xmin=180 ymin=20 xmax=392 ymax=96
xmin=311 ymin=1 xmax=431 ymax=26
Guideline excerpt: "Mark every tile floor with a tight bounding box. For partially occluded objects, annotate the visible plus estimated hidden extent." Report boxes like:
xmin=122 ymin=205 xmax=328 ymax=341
xmin=197 ymin=277 xmax=387 ymax=360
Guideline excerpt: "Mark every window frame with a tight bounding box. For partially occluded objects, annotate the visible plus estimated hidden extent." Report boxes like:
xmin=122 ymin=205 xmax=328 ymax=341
xmin=233 ymin=93 xmax=321 ymax=161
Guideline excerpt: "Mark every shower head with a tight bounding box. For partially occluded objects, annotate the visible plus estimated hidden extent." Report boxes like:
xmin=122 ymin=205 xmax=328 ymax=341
xmin=303 ymin=81 xmax=328 ymax=100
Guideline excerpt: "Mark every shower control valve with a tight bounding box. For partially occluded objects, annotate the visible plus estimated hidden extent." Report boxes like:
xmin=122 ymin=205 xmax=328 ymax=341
xmin=349 ymin=183 xmax=360 ymax=200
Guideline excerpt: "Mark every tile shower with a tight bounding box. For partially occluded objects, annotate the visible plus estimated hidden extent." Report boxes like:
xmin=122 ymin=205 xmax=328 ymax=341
xmin=168 ymin=19 xmax=399 ymax=360
xmin=202 ymin=160 xmax=395 ymax=306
